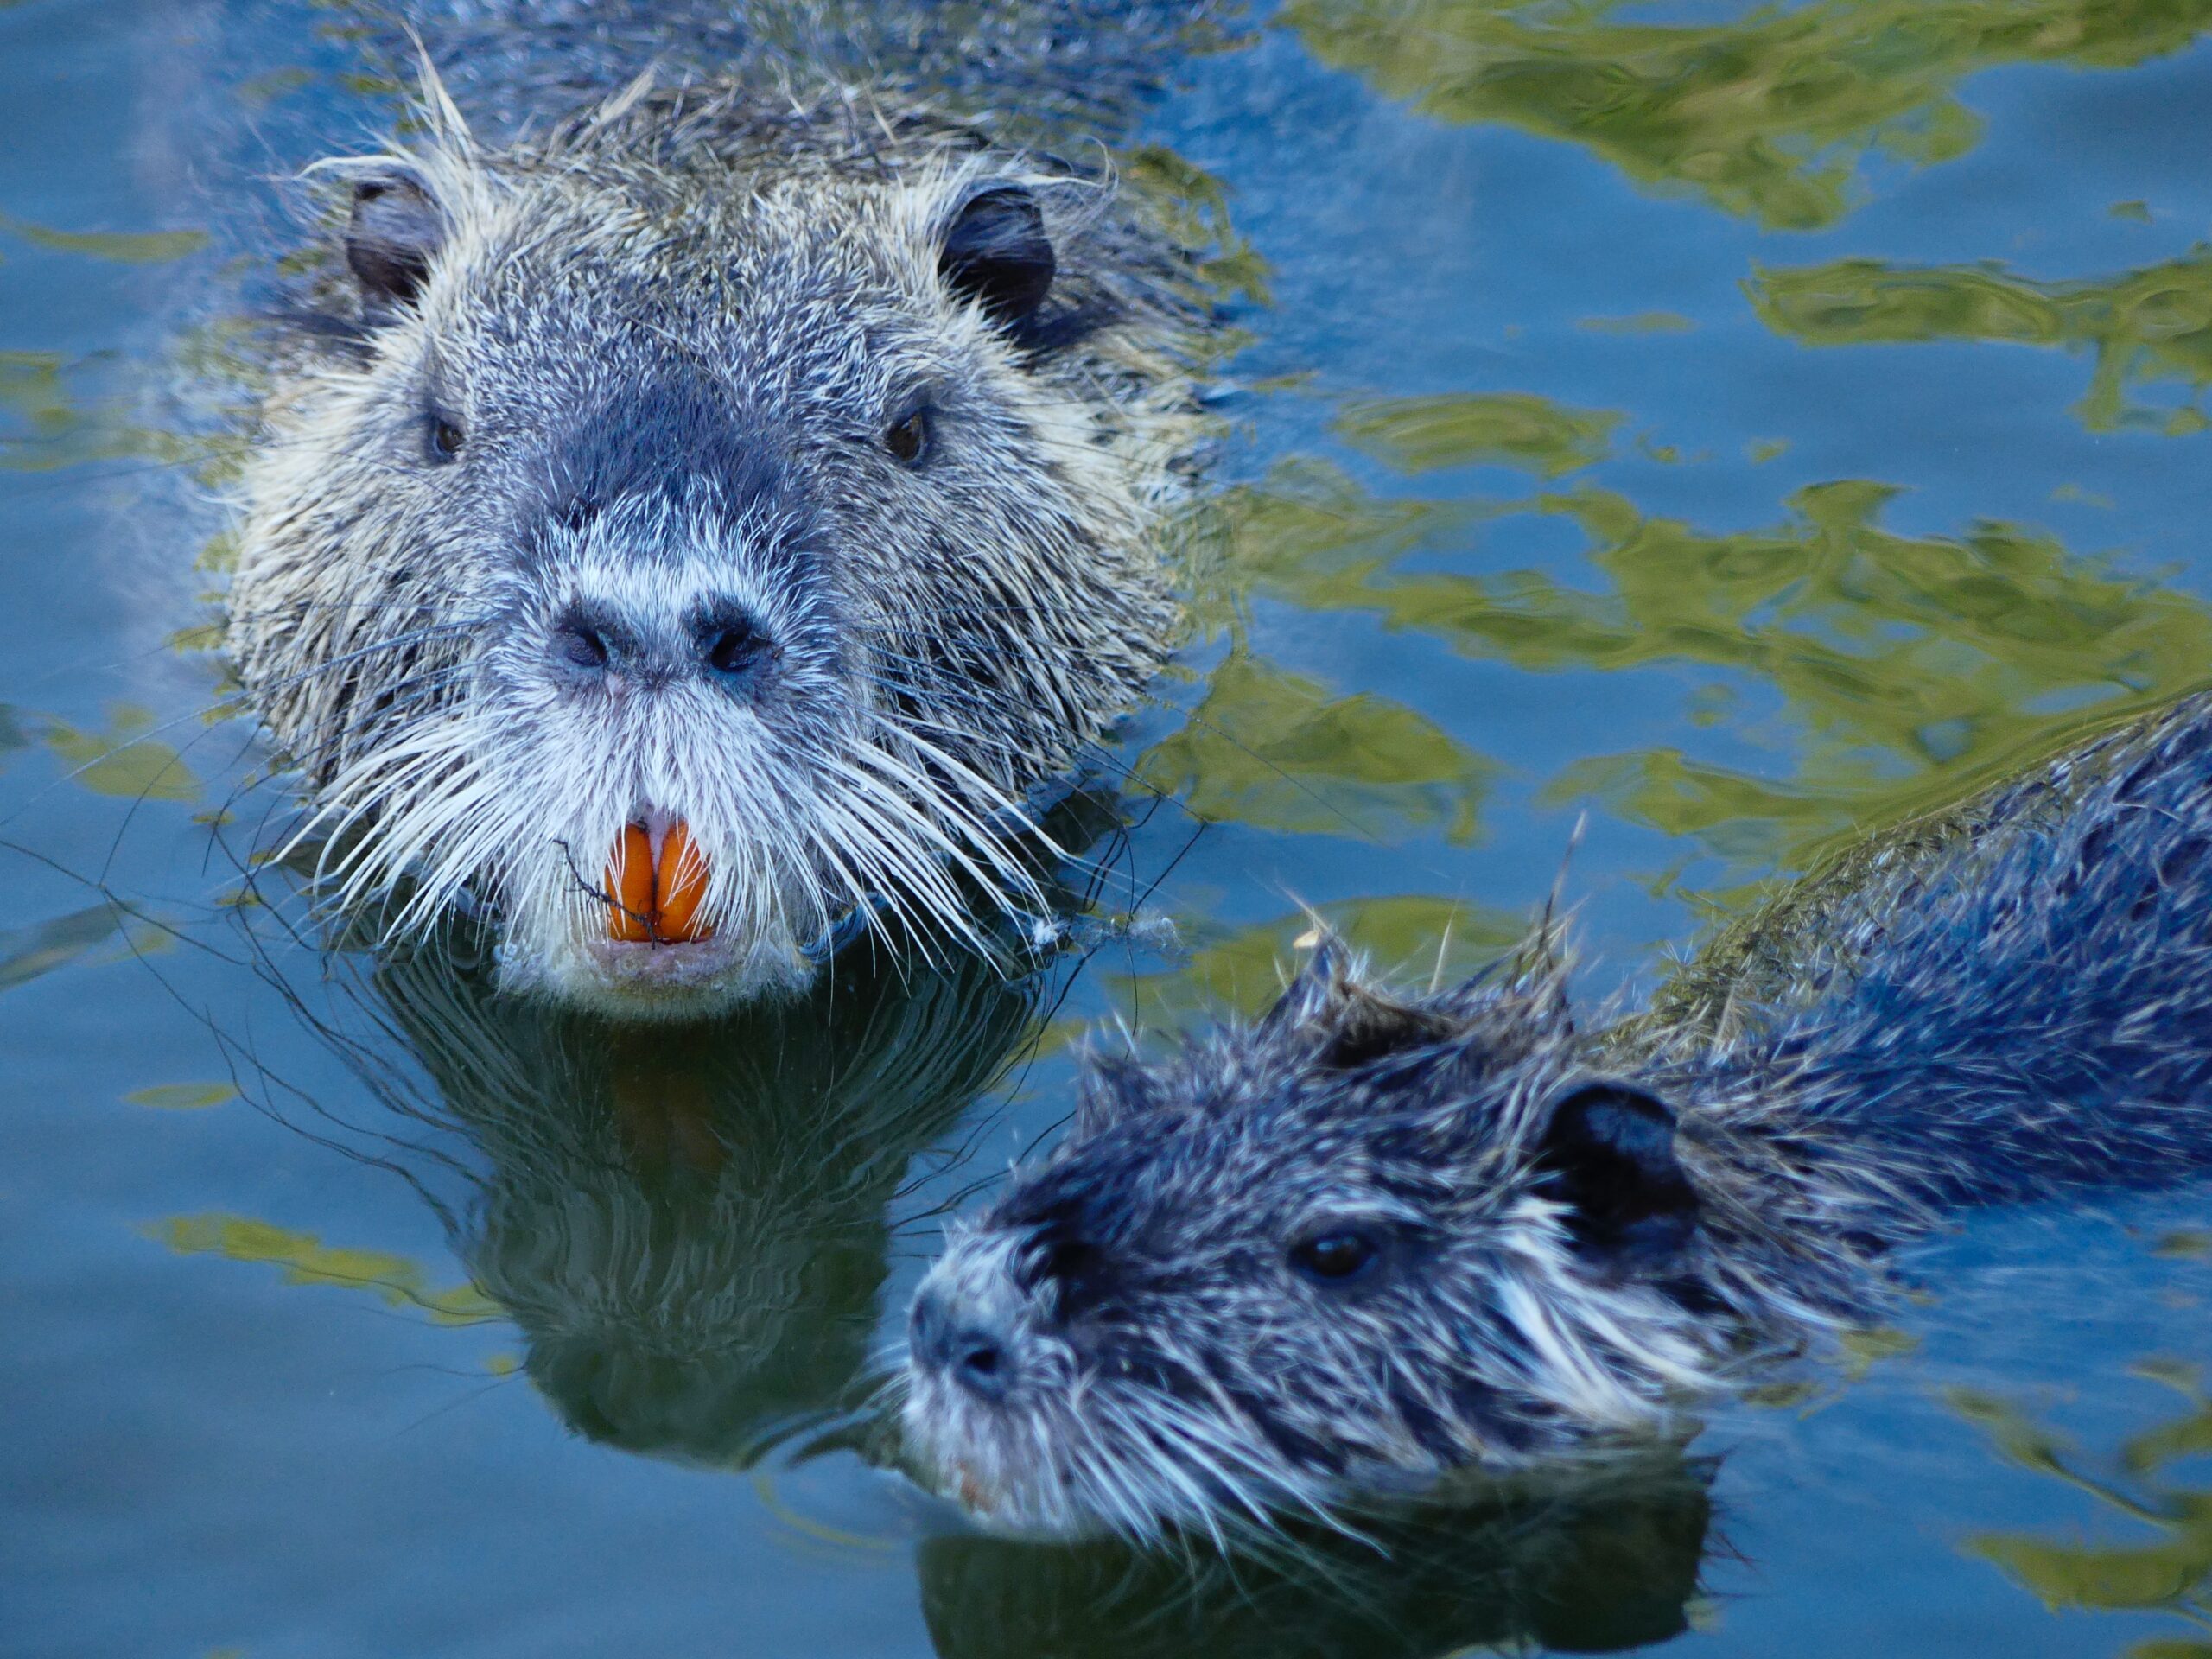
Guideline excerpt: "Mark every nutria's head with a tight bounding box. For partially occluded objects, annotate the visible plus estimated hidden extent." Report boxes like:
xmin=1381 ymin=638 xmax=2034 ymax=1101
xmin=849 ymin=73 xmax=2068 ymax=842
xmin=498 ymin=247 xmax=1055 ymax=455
xmin=899 ymin=944 xmax=1742 ymax=1541
xmin=230 ymin=86 xmax=1192 ymax=1016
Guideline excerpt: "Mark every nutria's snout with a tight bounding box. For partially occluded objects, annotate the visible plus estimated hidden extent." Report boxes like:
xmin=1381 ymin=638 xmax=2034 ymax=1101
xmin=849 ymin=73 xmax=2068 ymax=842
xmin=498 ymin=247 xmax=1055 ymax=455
xmin=900 ymin=1230 xmax=1105 ymax=1534
xmin=461 ymin=491 xmax=848 ymax=1011
xmin=909 ymin=1281 xmax=1019 ymax=1403
xmin=547 ymin=596 xmax=782 ymax=696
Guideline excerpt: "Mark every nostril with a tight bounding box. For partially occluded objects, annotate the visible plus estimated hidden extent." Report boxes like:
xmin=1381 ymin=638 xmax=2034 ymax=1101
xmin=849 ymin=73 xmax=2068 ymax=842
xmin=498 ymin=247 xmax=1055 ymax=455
xmin=556 ymin=624 xmax=611 ymax=671
xmin=952 ymin=1333 xmax=1013 ymax=1400
xmin=703 ymin=622 xmax=772 ymax=679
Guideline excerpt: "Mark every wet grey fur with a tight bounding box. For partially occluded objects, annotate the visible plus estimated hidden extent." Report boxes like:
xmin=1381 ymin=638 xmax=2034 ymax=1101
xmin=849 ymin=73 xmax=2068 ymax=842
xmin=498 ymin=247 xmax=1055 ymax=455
xmin=226 ymin=4 xmax=1217 ymax=1016
xmin=365 ymin=1 xmax=1244 ymax=149
xmin=904 ymin=689 xmax=2212 ymax=1540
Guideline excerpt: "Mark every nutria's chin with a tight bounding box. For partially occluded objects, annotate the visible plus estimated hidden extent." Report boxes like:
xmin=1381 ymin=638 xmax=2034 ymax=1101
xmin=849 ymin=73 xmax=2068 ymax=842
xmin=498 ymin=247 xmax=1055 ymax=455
xmin=485 ymin=829 xmax=823 ymax=1019
xmin=503 ymin=933 xmax=814 ymax=1022
xmin=906 ymin=690 xmax=2212 ymax=1541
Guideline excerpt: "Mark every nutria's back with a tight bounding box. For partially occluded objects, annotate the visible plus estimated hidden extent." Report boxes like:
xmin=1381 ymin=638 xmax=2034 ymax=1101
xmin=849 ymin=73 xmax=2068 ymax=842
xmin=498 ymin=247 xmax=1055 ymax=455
xmin=227 ymin=8 xmax=1224 ymax=1018
xmin=380 ymin=1 xmax=1240 ymax=146
xmin=902 ymin=689 xmax=2212 ymax=1540
xmin=1635 ymin=691 xmax=2201 ymax=1047
xmin=1643 ymin=689 xmax=2212 ymax=1201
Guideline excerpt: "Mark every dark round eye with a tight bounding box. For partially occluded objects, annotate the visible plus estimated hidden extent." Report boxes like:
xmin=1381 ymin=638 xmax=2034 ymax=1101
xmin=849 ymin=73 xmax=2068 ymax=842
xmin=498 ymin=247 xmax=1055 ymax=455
xmin=1289 ymin=1230 xmax=1381 ymax=1285
xmin=426 ymin=413 xmax=465 ymax=462
xmin=1038 ymin=1238 xmax=1094 ymax=1287
xmin=884 ymin=406 xmax=929 ymax=465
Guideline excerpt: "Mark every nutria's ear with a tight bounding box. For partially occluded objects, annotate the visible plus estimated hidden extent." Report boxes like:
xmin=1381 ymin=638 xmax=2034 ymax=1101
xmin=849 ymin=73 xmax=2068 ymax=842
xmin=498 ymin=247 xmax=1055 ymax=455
xmin=1073 ymin=1051 xmax=1164 ymax=1136
xmin=1261 ymin=935 xmax=1352 ymax=1034
xmin=344 ymin=166 xmax=445 ymax=318
xmin=939 ymin=184 xmax=1055 ymax=333
xmin=1261 ymin=937 xmax=1453 ymax=1069
xmin=1534 ymin=1080 xmax=1700 ymax=1268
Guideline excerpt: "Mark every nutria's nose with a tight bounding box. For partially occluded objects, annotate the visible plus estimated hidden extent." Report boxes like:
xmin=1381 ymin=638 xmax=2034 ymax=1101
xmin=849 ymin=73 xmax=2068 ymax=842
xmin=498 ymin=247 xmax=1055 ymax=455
xmin=552 ymin=617 xmax=616 ymax=672
xmin=694 ymin=607 xmax=777 ymax=686
xmin=911 ymin=1285 xmax=1017 ymax=1402
xmin=546 ymin=598 xmax=778 ymax=695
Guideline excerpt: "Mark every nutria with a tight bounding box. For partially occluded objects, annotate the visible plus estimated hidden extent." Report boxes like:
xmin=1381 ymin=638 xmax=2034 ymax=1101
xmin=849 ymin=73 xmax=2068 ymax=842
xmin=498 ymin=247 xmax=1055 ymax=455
xmin=226 ymin=16 xmax=1212 ymax=1016
xmin=903 ymin=689 xmax=2212 ymax=1539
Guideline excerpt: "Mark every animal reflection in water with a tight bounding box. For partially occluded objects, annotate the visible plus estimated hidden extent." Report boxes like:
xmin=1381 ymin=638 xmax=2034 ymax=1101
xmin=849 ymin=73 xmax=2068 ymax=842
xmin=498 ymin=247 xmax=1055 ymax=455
xmin=917 ymin=1458 xmax=1713 ymax=1659
xmin=226 ymin=886 xmax=1727 ymax=1648
xmin=322 ymin=927 xmax=1034 ymax=1463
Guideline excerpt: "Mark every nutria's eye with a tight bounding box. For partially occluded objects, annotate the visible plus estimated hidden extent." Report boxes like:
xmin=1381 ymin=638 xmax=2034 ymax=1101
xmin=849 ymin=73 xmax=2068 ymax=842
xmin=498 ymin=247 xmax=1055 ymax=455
xmin=884 ymin=406 xmax=930 ymax=466
xmin=425 ymin=413 xmax=465 ymax=463
xmin=1037 ymin=1238 xmax=1096 ymax=1289
xmin=1289 ymin=1229 xmax=1381 ymax=1285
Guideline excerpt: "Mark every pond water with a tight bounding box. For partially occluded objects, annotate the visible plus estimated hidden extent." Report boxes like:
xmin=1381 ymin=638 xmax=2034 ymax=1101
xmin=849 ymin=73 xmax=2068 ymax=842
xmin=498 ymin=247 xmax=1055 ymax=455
xmin=10 ymin=1 xmax=2212 ymax=1654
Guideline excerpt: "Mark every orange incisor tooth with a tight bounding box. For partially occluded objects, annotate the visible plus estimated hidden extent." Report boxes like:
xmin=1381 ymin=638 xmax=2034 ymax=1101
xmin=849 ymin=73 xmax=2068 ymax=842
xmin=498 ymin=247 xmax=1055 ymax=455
xmin=607 ymin=823 xmax=657 ymax=942
xmin=604 ymin=818 xmax=715 ymax=944
xmin=653 ymin=819 xmax=713 ymax=943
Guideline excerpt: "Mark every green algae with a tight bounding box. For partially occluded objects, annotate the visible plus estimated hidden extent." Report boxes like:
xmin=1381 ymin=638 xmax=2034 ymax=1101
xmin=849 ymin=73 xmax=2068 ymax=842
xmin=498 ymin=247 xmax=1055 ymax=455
xmin=1287 ymin=0 xmax=2212 ymax=230
xmin=1750 ymin=250 xmax=2212 ymax=431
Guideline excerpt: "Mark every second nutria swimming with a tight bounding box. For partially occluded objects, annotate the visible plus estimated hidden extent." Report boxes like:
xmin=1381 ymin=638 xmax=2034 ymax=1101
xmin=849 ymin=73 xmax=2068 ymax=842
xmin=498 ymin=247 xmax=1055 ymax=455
xmin=902 ymin=689 xmax=2212 ymax=1539
xmin=226 ymin=15 xmax=1211 ymax=1017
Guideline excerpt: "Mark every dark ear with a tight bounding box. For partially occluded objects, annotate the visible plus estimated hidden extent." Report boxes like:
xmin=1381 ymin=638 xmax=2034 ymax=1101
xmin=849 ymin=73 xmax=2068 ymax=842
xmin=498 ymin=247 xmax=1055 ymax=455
xmin=1259 ymin=936 xmax=1452 ymax=1069
xmin=1073 ymin=1051 xmax=1163 ymax=1138
xmin=1260 ymin=935 xmax=1352 ymax=1036
xmin=939 ymin=185 xmax=1055 ymax=334
xmin=1534 ymin=1080 xmax=1700 ymax=1268
xmin=345 ymin=168 xmax=444 ymax=317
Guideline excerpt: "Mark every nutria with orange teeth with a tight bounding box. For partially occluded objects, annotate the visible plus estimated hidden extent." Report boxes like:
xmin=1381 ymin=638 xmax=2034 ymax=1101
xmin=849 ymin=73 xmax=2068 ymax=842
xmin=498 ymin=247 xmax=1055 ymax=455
xmin=225 ymin=23 xmax=1210 ymax=1015
xmin=902 ymin=690 xmax=2212 ymax=1540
